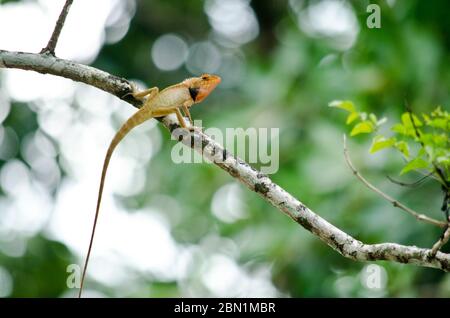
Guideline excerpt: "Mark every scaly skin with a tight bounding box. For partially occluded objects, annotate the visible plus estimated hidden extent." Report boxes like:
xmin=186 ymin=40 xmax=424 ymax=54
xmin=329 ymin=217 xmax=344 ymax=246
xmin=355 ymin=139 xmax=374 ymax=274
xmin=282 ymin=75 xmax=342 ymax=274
xmin=78 ymin=74 xmax=221 ymax=298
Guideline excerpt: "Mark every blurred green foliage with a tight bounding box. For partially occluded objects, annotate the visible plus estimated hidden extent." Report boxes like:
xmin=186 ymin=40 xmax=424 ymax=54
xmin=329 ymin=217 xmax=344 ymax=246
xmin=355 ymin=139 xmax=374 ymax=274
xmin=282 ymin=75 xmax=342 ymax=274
xmin=1 ymin=0 xmax=450 ymax=297
xmin=331 ymin=101 xmax=449 ymax=184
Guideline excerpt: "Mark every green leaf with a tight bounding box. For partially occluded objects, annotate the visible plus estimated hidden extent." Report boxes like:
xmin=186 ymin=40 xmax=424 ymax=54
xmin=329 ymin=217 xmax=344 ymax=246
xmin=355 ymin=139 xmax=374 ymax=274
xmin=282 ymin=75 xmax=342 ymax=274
xmin=429 ymin=118 xmax=447 ymax=130
xmin=418 ymin=147 xmax=427 ymax=157
xmin=370 ymin=136 xmax=396 ymax=153
xmin=424 ymin=145 xmax=434 ymax=160
xmin=400 ymin=157 xmax=429 ymax=175
xmin=369 ymin=113 xmax=378 ymax=124
xmin=401 ymin=112 xmax=423 ymax=128
xmin=432 ymin=133 xmax=447 ymax=147
xmin=350 ymin=121 xmax=374 ymax=136
xmin=431 ymin=106 xmax=444 ymax=117
xmin=436 ymin=156 xmax=450 ymax=168
xmin=420 ymin=133 xmax=433 ymax=145
xmin=346 ymin=112 xmax=359 ymax=125
xmin=422 ymin=114 xmax=431 ymax=124
xmin=329 ymin=100 xmax=356 ymax=113
xmin=391 ymin=123 xmax=406 ymax=135
xmin=394 ymin=141 xmax=410 ymax=158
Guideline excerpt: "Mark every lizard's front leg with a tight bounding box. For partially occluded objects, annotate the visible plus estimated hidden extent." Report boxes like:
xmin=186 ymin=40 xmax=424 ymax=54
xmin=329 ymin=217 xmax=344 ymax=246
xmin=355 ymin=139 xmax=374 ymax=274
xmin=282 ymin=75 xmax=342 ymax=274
xmin=174 ymin=108 xmax=189 ymax=129
xmin=182 ymin=105 xmax=193 ymax=125
xmin=181 ymin=101 xmax=202 ymax=132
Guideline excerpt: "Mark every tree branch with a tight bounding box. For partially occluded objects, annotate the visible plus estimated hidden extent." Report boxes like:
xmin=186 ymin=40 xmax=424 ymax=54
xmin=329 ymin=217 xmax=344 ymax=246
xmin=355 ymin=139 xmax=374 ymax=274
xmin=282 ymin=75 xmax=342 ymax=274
xmin=343 ymin=135 xmax=446 ymax=228
xmin=40 ymin=0 xmax=74 ymax=55
xmin=0 ymin=50 xmax=139 ymax=107
xmin=1 ymin=49 xmax=449 ymax=272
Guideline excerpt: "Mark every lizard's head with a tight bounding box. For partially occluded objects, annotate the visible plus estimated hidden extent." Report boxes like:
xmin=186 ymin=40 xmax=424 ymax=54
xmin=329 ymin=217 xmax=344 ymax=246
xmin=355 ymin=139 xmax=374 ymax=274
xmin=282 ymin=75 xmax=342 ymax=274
xmin=184 ymin=74 xmax=221 ymax=104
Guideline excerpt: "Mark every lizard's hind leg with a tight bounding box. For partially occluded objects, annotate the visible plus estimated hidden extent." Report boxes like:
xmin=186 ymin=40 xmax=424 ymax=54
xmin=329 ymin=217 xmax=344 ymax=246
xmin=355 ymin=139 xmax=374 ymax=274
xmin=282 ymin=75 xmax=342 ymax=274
xmin=133 ymin=86 xmax=159 ymax=100
xmin=122 ymin=84 xmax=159 ymax=101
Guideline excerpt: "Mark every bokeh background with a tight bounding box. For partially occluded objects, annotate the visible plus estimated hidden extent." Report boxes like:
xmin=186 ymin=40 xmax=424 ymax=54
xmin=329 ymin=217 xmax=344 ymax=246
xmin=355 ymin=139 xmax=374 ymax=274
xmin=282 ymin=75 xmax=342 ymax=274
xmin=0 ymin=0 xmax=449 ymax=297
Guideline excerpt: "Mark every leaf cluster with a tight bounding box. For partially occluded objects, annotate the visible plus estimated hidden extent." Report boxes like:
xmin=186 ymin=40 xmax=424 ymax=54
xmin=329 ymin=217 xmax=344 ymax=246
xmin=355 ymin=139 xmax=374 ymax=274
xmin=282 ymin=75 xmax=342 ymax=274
xmin=330 ymin=101 xmax=449 ymax=186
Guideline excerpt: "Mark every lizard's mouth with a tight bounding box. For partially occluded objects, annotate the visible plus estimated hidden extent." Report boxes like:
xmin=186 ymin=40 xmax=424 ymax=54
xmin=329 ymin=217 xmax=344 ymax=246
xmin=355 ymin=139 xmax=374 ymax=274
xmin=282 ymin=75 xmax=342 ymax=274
xmin=195 ymin=76 xmax=221 ymax=102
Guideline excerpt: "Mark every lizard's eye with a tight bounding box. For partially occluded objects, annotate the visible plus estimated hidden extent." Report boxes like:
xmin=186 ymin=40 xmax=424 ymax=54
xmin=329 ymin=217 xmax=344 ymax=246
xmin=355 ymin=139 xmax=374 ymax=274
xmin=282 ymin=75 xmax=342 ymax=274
xmin=201 ymin=75 xmax=208 ymax=80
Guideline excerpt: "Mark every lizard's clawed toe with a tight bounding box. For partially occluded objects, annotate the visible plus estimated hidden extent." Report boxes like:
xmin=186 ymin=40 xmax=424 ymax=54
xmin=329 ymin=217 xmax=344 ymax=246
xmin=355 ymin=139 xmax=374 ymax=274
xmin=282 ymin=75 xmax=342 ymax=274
xmin=187 ymin=126 xmax=203 ymax=133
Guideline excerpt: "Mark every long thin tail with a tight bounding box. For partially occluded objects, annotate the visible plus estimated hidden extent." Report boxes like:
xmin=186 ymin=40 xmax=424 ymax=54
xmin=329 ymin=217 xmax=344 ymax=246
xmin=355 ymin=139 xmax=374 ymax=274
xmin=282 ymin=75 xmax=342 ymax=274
xmin=78 ymin=108 xmax=152 ymax=298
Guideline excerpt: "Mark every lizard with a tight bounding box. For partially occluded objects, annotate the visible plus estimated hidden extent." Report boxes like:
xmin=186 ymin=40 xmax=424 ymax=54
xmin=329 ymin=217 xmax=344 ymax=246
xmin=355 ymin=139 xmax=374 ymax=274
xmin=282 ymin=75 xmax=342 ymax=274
xmin=78 ymin=74 xmax=221 ymax=298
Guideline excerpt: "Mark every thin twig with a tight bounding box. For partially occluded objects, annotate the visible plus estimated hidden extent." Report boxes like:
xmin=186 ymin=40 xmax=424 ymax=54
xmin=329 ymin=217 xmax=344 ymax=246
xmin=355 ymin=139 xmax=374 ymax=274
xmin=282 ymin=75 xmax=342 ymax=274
xmin=386 ymin=173 xmax=432 ymax=188
xmin=430 ymin=190 xmax=450 ymax=256
xmin=343 ymin=135 xmax=446 ymax=228
xmin=1 ymin=50 xmax=449 ymax=272
xmin=430 ymin=226 xmax=450 ymax=257
xmin=442 ymin=188 xmax=449 ymax=221
xmin=40 ymin=0 xmax=74 ymax=55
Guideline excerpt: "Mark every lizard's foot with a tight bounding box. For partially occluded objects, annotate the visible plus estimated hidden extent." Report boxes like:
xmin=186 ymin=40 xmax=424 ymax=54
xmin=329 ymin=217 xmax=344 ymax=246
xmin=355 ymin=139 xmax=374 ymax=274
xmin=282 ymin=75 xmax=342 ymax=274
xmin=121 ymin=83 xmax=138 ymax=99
